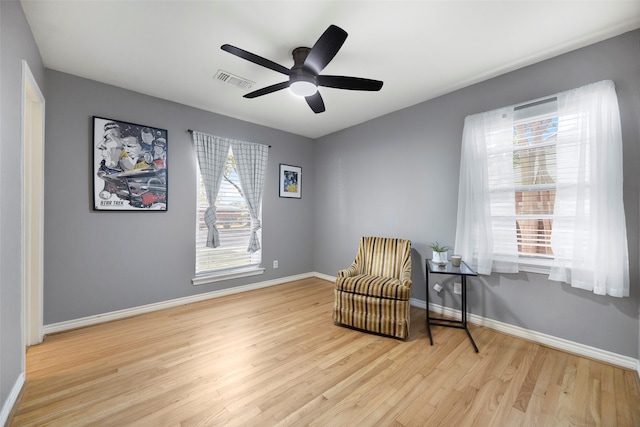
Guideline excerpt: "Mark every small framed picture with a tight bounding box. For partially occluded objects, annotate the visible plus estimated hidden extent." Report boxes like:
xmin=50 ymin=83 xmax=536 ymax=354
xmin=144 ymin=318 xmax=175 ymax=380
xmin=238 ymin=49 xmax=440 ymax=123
xmin=279 ymin=164 xmax=301 ymax=199
xmin=93 ymin=116 xmax=168 ymax=211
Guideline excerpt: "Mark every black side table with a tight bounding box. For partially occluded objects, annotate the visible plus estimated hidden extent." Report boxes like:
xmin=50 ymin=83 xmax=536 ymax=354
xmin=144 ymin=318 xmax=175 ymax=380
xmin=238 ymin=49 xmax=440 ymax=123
xmin=426 ymin=259 xmax=479 ymax=352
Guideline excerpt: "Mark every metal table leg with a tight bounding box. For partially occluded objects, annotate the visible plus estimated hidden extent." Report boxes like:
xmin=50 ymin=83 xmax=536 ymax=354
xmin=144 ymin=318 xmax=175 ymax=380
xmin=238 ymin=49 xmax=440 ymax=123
xmin=462 ymin=276 xmax=478 ymax=353
xmin=426 ymin=266 xmax=433 ymax=345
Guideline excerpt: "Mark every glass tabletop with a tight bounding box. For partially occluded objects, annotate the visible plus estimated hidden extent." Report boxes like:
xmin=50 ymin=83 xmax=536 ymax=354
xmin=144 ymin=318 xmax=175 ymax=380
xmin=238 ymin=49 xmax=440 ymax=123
xmin=426 ymin=259 xmax=477 ymax=276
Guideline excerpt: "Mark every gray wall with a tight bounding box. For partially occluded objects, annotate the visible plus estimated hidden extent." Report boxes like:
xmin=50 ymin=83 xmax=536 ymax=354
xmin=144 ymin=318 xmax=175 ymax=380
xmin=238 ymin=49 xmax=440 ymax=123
xmin=0 ymin=0 xmax=45 ymax=413
xmin=43 ymin=70 xmax=315 ymax=324
xmin=314 ymin=29 xmax=640 ymax=357
xmin=3 ymin=7 xmax=639 ymax=421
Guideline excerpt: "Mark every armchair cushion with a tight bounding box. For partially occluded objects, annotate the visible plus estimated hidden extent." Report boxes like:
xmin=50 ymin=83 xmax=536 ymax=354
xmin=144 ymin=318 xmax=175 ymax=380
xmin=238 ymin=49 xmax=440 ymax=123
xmin=334 ymin=274 xmax=411 ymax=300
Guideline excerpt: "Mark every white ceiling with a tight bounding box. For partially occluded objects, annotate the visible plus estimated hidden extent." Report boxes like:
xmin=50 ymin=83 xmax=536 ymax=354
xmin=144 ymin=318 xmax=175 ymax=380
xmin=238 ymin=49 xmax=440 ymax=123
xmin=21 ymin=1 xmax=640 ymax=139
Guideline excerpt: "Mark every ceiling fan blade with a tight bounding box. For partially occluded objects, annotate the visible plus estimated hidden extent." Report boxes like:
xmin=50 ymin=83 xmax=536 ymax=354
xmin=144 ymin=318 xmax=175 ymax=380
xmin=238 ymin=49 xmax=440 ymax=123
xmin=305 ymin=92 xmax=325 ymax=113
xmin=244 ymin=81 xmax=290 ymax=98
xmin=317 ymin=75 xmax=383 ymax=91
xmin=303 ymin=25 xmax=348 ymax=75
xmin=221 ymin=44 xmax=291 ymax=76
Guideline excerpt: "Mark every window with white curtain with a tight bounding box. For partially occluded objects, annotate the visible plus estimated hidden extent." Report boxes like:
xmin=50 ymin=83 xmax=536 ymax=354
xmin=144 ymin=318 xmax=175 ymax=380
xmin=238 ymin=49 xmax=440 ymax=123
xmin=455 ymin=80 xmax=629 ymax=297
xmin=195 ymin=147 xmax=261 ymax=275
xmin=191 ymin=131 xmax=268 ymax=284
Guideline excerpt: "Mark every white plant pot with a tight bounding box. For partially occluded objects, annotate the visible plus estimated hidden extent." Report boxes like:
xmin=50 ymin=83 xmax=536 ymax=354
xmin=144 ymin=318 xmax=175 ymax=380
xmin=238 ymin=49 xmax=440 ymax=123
xmin=433 ymin=251 xmax=448 ymax=263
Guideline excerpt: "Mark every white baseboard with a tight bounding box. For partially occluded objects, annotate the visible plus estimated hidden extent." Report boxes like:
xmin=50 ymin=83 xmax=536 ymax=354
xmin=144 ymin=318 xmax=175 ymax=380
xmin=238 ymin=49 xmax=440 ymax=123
xmin=313 ymin=272 xmax=336 ymax=282
xmin=0 ymin=373 xmax=24 ymax=426
xmin=412 ymin=297 xmax=638 ymax=371
xmin=42 ymin=272 xmax=638 ymax=371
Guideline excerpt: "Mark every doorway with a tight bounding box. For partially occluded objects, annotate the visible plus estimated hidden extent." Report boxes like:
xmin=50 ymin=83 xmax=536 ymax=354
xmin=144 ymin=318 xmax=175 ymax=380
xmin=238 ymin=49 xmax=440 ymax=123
xmin=21 ymin=60 xmax=45 ymax=352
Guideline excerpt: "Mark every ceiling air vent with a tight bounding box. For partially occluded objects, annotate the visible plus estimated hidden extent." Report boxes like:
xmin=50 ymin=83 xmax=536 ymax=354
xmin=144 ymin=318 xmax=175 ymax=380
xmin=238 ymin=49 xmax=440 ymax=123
xmin=214 ymin=69 xmax=254 ymax=90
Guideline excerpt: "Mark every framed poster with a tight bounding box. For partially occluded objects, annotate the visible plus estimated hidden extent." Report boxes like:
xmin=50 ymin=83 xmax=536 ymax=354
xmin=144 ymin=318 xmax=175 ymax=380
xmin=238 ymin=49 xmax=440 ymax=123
xmin=279 ymin=164 xmax=301 ymax=199
xmin=93 ymin=116 xmax=168 ymax=211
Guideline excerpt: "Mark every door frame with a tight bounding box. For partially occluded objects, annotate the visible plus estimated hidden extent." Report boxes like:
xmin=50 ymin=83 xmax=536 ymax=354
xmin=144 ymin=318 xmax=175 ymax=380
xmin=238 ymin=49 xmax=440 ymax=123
xmin=21 ymin=60 xmax=45 ymax=353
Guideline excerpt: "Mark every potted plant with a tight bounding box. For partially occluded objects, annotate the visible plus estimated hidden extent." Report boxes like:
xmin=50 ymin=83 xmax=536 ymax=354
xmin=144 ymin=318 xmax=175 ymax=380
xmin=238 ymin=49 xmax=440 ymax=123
xmin=430 ymin=241 xmax=450 ymax=265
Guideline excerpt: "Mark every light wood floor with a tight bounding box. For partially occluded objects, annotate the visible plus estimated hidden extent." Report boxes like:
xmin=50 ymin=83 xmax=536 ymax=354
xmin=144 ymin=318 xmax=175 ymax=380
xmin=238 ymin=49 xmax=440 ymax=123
xmin=9 ymin=277 xmax=640 ymax=426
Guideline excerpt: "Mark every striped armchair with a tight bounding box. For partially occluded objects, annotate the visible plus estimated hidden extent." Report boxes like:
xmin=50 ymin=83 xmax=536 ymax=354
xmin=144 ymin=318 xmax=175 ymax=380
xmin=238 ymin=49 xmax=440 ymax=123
xmin=333 ymin=236 xmax=412 ymax=339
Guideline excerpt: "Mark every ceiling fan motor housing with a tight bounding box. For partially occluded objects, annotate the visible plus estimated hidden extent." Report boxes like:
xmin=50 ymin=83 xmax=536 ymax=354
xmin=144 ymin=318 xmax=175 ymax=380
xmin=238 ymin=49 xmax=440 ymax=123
xmin=292 ymin=47 xmax=311 ymax=68
xmin=289 ymin=47 xmax=317 ymax=96
xmin=290 ymin=47 xmax=317 ymax=85
xmin=289 ymin=69 xmax=316 ymax=85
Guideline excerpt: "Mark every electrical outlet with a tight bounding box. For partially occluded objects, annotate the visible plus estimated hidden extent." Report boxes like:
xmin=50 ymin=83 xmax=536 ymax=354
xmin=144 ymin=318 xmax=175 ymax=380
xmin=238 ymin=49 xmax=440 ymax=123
xmin=453 ymin=282 xmax=461 ymax=294
xmin=273 ymin=260 xmax=278 ymax=268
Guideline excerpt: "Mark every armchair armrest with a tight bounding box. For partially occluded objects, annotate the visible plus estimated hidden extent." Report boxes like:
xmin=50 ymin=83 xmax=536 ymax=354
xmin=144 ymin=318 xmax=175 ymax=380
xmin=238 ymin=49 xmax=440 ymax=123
xmin=400 ymin=264 xmax=412 ymax=289
xmin=338 ymin=263 xmax=359 ymax=277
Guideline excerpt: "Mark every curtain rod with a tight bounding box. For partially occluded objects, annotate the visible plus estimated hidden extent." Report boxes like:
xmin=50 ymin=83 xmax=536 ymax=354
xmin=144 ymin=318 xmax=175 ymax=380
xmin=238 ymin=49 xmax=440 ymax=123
xmin=514 ymin=96 xmax=557 ymax=111
xmin=186 ymin=129 xmax=271 ymax=148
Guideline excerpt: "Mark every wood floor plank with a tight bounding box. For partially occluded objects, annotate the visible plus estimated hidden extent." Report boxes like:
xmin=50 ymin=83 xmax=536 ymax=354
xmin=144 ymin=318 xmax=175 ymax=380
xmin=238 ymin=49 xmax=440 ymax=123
xmin=521 ymin=347 xmax=557 ymax=426
xmin=8 ymin=277 xmax=640 ymax=426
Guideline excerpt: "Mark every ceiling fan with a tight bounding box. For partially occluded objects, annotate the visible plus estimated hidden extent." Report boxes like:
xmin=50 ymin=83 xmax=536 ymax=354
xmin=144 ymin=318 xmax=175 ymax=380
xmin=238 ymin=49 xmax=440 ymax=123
xmin=221 ymin=25 xmax=383 ymax=113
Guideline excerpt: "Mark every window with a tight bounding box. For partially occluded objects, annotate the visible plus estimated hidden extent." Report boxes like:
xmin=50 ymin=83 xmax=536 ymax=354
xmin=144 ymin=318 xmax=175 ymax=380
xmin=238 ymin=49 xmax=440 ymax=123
xmin=191 ymin=132 xmax=268 ymax=284
xmin=455 ymin=80 xmax=628 ymax=297
xmin=195 ymin=146 xmax=261 ymax=276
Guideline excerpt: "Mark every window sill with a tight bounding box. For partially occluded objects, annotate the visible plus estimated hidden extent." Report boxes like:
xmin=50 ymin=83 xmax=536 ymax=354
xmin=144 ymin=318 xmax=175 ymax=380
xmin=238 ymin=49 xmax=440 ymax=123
xmin=518 ymin=258 xmax=552 ymax=275
xmin=519 ymin=264 xmax=550 ymax=275
xmin=192 ymin=266 xmax=265 ymax=286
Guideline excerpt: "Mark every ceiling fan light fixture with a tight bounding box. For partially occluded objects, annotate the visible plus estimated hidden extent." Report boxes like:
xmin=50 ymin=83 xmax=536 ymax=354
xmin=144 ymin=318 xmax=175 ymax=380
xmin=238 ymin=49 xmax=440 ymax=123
xmin=289 ymin=80 xmax=317 ymax=97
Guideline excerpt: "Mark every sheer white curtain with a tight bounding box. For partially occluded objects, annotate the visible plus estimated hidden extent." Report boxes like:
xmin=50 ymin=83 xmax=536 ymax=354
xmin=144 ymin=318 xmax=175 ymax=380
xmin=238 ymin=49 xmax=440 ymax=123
xmin=192 ymin=132 xmax=229 ymax=248
xmin=454 ymin=107 xmax=519 ymax=275
xmin=454 ymin=80 xmax=629 ymax=297
xmin=230 ymin=140 xmax=269 ymax=253
xmin=549 ymin=80 xmax=628 ymax=297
